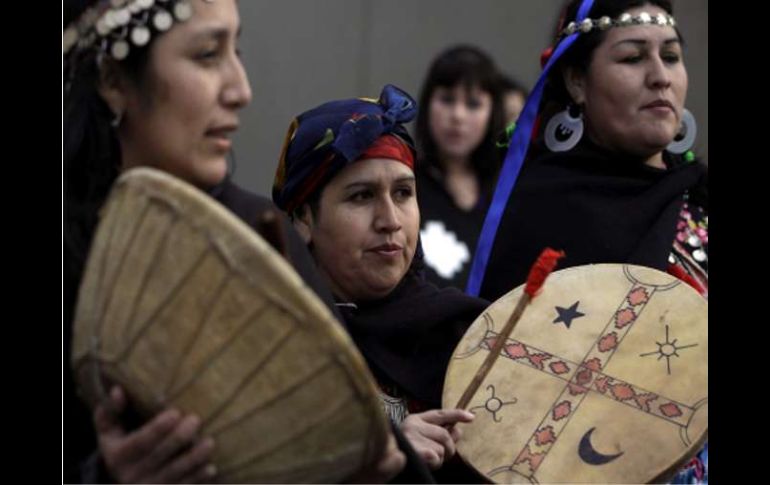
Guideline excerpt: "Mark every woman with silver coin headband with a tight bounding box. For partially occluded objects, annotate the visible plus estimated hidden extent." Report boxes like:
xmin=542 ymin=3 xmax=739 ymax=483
xmin=64 ymin=1 xmax=248 ymax=483
xmin=63 ymin=1 xmax=412 ymax=483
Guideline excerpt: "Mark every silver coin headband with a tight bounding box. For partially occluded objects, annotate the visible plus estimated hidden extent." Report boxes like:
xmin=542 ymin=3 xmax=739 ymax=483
xmin=63 ymin=0 xmax=215 ymax=63
xmin=558 ymin=11 xmax=676 ymax=40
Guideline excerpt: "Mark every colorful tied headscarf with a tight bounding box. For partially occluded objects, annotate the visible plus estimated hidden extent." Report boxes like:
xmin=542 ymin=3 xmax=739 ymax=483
xmin=272 ymin=84 xmax=417 ymax=214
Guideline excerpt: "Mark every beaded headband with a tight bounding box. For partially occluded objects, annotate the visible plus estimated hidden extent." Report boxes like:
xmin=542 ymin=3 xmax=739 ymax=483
xmin=63 ymin=0 xmax=214 ymax=63
xmin=558 ymin=11 xmax=676 ymax=40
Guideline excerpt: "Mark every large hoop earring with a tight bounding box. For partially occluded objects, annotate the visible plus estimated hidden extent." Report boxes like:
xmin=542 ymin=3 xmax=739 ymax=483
xmin=667 ymin=108 xmax=697 ymax=154
xmin=545 ymin=104 xmax=583 ymax=152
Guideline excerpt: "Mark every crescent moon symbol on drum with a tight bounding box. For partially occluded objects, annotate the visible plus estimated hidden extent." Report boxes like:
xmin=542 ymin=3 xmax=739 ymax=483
xmin=578 ymin=427 xmax=624 ymax=465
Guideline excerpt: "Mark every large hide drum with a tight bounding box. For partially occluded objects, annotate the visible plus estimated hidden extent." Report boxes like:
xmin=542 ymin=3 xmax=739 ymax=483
xmin=71 ymin=167 xmax=389 ymax=483
xmin=443 ymin=264 xmax=707 ymax=483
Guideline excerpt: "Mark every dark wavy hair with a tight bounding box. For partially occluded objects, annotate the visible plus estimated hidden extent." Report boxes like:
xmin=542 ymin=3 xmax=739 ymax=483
xmin=64 ymin=0 xmax=160 ymax=283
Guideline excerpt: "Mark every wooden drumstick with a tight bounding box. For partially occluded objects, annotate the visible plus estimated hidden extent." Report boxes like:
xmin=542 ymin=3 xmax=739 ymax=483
xmin=455 ymin=248 xmax=565 ymax=410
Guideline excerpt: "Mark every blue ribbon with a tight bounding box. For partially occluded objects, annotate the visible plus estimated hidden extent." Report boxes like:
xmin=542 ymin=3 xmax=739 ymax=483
xmin=465 ymin=0 xmax=595 ymax=296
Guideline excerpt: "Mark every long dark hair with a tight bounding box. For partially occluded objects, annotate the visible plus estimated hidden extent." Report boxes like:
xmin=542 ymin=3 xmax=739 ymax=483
xmin=415 ymin=45 xmax=506 ymax=200
xmin=64 ymin=0 xmax=156 ymax=282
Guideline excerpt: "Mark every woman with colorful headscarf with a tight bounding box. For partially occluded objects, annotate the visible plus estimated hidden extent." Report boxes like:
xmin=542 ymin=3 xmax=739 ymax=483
xmin=466 ymin=0 xmax=707 ymax=482
xmin=64 ymin=1 xmax=405 ymax=482
xmin=273 ymin=85 xmax=490 ymax=479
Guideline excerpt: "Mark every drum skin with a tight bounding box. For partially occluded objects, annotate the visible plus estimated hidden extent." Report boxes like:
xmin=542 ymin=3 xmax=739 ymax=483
xmin=71 ymin=167 xmax=389 ymax=483
xmin=443 ymin=264 xmax=707 ymax=483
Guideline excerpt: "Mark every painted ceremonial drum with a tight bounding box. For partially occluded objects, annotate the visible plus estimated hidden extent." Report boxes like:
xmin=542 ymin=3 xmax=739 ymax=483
xmin=443 ymin=264 xmax=707 ymax=483
xmin=71 ymin=167 xmax=389 ymax=483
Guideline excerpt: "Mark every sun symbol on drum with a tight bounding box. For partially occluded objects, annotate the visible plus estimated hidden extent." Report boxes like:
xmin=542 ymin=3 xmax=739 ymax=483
xmin=470 ymin=385 xmax=518 ymax=422
xmin=639 ymin=324 xmax=698 ymax=375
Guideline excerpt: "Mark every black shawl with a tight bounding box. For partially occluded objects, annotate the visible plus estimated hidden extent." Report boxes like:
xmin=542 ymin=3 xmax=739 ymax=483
xmin=479 ymin=139 xmax=707 ymax=301
xmin=337 ymin=270 xmax=489 ymax=408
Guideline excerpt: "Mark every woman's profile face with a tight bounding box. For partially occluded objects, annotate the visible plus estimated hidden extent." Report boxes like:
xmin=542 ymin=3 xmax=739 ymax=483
xmin=568 ymin=5 xmax=688 ymax=159
xmin=115 ymin=0 xmax=252 ymax=189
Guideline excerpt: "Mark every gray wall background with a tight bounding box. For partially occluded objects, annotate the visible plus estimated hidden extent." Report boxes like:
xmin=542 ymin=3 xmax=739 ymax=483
xmin=232 ymin=1 xmax=707 ymax=196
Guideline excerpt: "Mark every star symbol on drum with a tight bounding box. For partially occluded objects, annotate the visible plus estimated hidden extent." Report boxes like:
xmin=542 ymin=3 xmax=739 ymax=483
xmin=553 ymin=301 xmax=585 ymax=328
